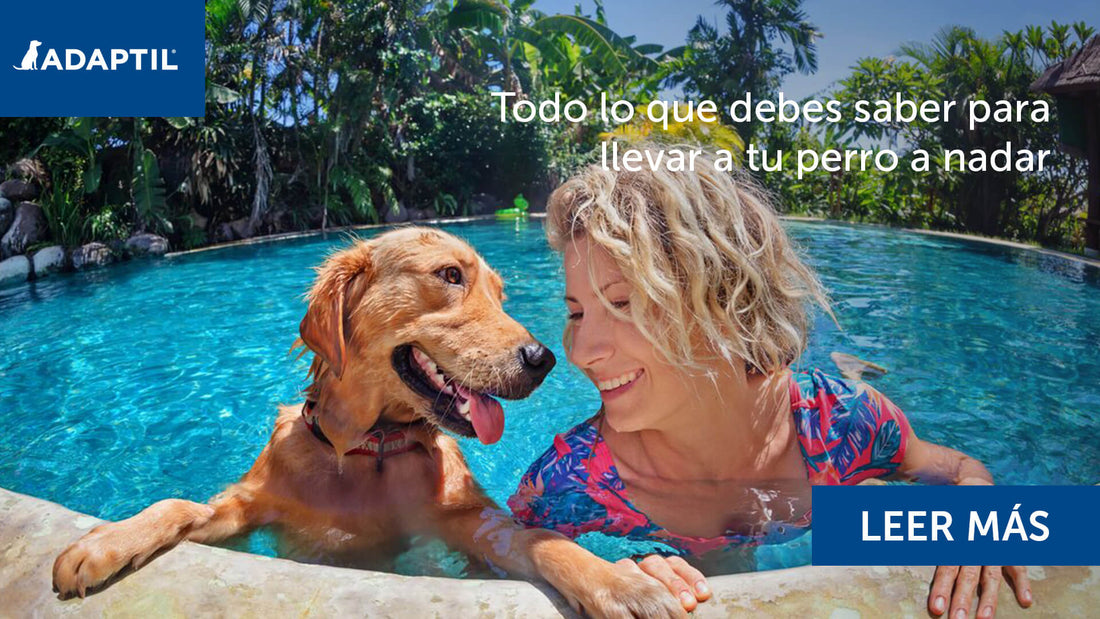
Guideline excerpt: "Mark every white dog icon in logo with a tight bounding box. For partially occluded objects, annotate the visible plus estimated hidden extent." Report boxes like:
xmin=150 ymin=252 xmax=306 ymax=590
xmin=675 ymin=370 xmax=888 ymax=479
xmin=13 ymin=40 xmax=43 ymax=70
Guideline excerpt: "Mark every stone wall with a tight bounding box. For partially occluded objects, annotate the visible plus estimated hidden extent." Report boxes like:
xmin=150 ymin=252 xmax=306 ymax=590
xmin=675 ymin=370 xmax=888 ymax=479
xmin=0 ymin=176 xmax=170 ymax=286
xmin=2 ymin=487 xmax=1096 ymax=617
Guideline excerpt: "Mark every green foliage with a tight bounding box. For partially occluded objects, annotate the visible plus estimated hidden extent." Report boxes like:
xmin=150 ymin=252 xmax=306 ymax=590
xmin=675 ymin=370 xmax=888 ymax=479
xmin=2 ymin=2 xmax=672 ymax=246
xmin=805 ymin=23 xmax=1093 ymax=249
xmin=671 ymin=0 xmax=820 ymax=142
xmin=132 ymin=148 xmax=171 ymax=234
xmin=440 ymin=0 xmax=664 ymax=102
xmin=432 ymin=193 xmax=460 ymax=217
xmin=174 ymin=211 xmax=208 ymax=250
xmin=86 ymin=204 xmax=131 ymax=243
xmin=0 ymin=119 xmax=65 ymax=170
xmin=327 ymin=165 xmax=382 ymax=225
xmin=35 ymin=118 xmax=103 ymax=194
xmin=397 ymin=91 xmax=555 ymax=210
xmin=529 ymin=14 xmax=657 ymax=91
xmin=39 ymin=166 xmax=86 ymax=247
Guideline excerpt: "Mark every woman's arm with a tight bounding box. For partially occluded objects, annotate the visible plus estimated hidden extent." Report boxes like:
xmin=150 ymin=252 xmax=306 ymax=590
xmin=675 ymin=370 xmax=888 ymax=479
xmin=895 ymin=431 xmax=993 ymax=486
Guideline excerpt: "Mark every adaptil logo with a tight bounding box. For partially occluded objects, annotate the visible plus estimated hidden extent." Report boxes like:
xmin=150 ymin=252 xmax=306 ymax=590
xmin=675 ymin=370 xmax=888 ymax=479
xmin=12 ymin=40 xmax=178 ymax=72
xmin=1 ymin=1 xmax=202 ymax=116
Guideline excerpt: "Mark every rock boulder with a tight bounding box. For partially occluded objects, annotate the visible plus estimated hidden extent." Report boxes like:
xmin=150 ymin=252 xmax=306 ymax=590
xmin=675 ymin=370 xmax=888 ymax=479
xmin=0 ymin=179 xmax=39 ymax=202
xmin=31 ymin=245 xmax=65 ymax=277
xmin=71 ymin=242 xmax=114 ymax=270
xmin=229 ymin=217 xmax=254 ymax=240
xmin=125 ymin=233 xmax=169 ymax=256
xmin=382 ymin=202 xmax=409 ymax=224
xmin=469 ymin=193 xmax=500 ymax=216
xmin=0 ymin=255 xmax=30 ymax=284
xmin=1 ymin=202 xmax=47 ymax=259
xmin=0 ymin=197 xmax=12 ymax=237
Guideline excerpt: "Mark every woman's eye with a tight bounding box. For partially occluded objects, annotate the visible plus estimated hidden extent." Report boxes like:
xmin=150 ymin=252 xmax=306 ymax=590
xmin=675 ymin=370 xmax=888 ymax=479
xmin=566 ymin=311 xmax=582 ymax=321
xmin=438 ymin=266 xmax=463 ymax=285
xmin=610 ymin=299 xmax=629 ymax=309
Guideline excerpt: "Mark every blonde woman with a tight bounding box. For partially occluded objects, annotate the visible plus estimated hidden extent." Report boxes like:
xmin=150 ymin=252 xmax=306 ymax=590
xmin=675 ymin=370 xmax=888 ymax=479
xmin=508 ymin=147 xmax=1033 ymax=618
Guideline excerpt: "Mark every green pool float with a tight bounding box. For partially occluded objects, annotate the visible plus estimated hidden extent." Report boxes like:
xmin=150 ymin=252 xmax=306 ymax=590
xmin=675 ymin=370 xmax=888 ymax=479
xmin=495 ymin=194 xmax=529 ymax=220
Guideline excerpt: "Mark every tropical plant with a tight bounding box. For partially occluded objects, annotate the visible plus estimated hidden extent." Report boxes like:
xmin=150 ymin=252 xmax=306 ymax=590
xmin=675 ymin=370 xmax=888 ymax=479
xmin=86 ymin=204 xmax=131 ymax=243
xmin=671 ymin=0 xmax=820 ymax=142
xmin=396 ymin=91 xmax=554 ymax=213
xmin=441 ymin=0 xmax=664 ymax=102
xmin=132 ymin=147 xmax=170 ymax=234
xmin=5 ymin=2 xmax=1087 ymax=257
xmin=767 ymin=23 xmax=1092 ymax=250
xmin=828 ymin=24 xmax=1092 ymax=246
xmin=33 ymin=118 xmax=105 ymax=195
xmin=0 ymin=119 xmax=65 ymax=170
xmin=39 ymin=166 xmax=86 ymax=248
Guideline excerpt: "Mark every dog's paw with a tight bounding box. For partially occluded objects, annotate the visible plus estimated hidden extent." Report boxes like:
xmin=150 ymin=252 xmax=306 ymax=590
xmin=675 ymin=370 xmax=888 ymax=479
xmin=52 ymin=523 xmax=139 ymax=599
xmin=52 ymin=500 xmax=215 ymax=599
xmin=569 ymin=562 xmax=687 ymax=619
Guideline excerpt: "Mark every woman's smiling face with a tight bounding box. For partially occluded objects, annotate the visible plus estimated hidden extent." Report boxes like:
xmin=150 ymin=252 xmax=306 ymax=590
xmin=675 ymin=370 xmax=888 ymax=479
xmin=563 ymin=235 xmax=693 ymax=433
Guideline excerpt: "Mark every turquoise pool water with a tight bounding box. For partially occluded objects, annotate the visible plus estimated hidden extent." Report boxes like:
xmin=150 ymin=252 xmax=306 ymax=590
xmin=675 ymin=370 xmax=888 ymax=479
xmin=1 ymin=219 xmax=1098 ymax=574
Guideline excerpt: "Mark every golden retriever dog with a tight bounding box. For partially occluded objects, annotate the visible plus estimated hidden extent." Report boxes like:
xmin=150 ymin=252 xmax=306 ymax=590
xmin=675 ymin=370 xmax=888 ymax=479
xmin=52 ymin=227 xmax=680 ymax=616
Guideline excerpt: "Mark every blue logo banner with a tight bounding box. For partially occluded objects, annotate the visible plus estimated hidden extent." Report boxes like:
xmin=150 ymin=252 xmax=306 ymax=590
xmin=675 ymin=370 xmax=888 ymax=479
xmin=0 ymin=1 xmax=204 ymax=117
xmin=812 ymin=485 xmax=1100 ymax=566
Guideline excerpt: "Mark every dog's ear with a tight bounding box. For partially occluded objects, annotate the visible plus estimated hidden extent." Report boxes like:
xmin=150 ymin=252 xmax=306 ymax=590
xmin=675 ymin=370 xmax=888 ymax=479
xmin=300 ymin=243 xmax=373 ymax=380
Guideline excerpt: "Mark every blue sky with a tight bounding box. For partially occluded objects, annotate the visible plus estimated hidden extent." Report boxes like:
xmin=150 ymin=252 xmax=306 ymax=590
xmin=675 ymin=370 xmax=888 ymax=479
xmin=534 ymin=0 xmax=1098 ymax=99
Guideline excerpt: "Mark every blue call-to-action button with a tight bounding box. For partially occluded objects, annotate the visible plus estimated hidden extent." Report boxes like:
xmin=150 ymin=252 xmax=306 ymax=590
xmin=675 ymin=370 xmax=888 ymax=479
xmin=812 ymin=485 xmax=1100 ymax=566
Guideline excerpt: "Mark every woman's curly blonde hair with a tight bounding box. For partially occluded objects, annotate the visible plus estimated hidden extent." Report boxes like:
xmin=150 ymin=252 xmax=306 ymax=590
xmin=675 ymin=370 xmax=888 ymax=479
xmin=546 ymin=144 xmax=831 ymax=375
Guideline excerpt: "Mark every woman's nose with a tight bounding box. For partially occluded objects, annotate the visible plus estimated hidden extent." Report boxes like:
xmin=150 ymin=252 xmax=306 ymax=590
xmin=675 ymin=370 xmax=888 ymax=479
xmin=567 ymin=316 xmax=613 ymax=369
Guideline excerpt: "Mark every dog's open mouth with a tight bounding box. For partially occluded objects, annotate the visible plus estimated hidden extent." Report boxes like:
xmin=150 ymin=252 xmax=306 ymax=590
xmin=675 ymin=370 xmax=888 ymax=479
xmin=391 ymin=344 xmax=505 ymax=445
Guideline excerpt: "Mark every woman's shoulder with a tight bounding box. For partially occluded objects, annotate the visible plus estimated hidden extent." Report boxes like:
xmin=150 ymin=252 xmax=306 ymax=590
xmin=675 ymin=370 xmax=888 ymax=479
xmin=790 ymin=367 xmax=900 ymax=419
xmin=789 ymin=367 xmax=861 ymax=429
xmin=791 ymin=366 xmax=856 ymax=399
xmin=790 ymin=367 xmax=911 ymax=484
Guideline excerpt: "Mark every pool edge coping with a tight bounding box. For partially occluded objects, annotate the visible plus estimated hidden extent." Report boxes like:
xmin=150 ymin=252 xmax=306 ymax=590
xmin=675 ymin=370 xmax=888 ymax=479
xmin=163 ymin=213 xmax=1100 ymax=272
xmin=3 ymin=486 xmax=1098 ymax=617
xmin=163 ymin=214 xmax=503 ymax=258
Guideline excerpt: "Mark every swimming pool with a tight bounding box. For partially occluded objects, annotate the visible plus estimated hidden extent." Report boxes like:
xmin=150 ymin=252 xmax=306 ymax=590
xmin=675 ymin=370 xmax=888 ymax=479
xmin=1 ymin=219 xmax=1098 ymax=574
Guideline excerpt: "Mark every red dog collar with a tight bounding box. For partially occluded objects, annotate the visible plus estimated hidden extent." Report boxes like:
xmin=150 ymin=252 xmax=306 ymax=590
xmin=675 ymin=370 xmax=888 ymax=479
xmin=302 ymin=401 xmax=421 ymax=472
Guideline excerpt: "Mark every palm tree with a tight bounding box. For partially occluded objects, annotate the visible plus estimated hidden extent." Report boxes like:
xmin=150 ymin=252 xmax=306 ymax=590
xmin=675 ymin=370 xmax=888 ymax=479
xmin=859 ymin=23 xmax=1093 ymax=241
xmin=673 ymin=0 xmax=820 ymax=142
xmin=441 ymin=0 xmax=659 ymax=102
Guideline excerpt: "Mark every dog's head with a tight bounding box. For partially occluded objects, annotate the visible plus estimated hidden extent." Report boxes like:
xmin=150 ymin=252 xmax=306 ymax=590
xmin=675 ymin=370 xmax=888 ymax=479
xmin=29 ymin=40 xmax=42 ymax=48
xmin=299 ymin=227 xmax=555 ymax=448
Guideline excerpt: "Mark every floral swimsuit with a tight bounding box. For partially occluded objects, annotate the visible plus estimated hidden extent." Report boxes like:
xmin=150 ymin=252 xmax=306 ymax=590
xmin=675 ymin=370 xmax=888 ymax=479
xmin=507 ymin=369 xmax=912 ymax=556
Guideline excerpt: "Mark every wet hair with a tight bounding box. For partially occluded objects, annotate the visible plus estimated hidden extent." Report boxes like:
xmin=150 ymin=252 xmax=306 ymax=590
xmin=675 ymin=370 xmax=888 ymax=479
xmin=546 ymin=144 xmax=831 ymax=374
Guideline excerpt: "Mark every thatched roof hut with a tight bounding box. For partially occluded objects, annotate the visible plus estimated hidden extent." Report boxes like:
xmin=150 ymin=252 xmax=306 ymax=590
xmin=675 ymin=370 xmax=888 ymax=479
xmin=1032 ymin=36 xmax=1100 ymax=95
xmin=1032 ymin=36 xmax=1100 ymax=257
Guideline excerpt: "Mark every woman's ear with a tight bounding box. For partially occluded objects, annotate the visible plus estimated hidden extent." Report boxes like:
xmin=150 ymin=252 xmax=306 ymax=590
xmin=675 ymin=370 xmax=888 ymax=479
xmin=299 ymin=243 xmax=373 ymax=379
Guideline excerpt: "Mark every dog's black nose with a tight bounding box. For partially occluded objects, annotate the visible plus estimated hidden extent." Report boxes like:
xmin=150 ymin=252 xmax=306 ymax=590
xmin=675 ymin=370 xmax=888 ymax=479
xmin=519 ymin=343 xmax=556 ymax=378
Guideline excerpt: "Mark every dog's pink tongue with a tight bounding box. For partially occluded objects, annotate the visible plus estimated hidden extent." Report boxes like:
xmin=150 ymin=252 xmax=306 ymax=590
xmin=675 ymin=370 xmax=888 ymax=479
xmin=456 ymin=385 xmax=504 ymax=445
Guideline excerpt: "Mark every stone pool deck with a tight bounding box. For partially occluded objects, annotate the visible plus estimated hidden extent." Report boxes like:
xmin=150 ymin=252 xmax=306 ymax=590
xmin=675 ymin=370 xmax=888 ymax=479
xmin=2 ymin=488 xmax=1097 ymax=617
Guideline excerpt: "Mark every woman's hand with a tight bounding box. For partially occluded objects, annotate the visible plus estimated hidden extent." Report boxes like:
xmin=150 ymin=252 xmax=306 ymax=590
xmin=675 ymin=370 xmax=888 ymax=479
xmin=927 ymin=470 xmax=1032 ymax=617
xmin=928 ymin=565 xmax=1032 ymax=618
xmin=896 ymin=433 xmax=1037 ymax=617
xmin=621 ymin=555 xmax=711 ymax=612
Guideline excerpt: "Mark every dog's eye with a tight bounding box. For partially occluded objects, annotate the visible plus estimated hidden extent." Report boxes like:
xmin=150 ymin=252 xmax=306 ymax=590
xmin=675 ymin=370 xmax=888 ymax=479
xmin=438 ymin=266 xmax=464 ymax=286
